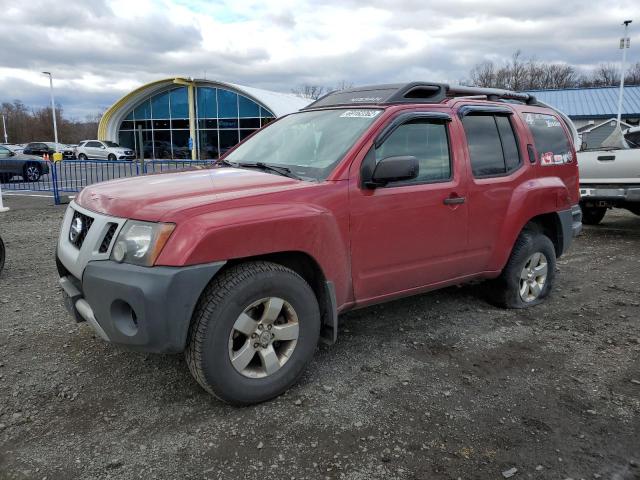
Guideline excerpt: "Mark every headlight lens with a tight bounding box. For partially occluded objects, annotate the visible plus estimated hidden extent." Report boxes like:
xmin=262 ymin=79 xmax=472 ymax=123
xmin=110 ymin=220 xmax=175 ymax=266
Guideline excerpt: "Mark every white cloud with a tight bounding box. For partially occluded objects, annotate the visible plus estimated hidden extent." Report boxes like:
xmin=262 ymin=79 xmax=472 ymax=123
xmin=0 ymin=0 xmax=639 ymax=117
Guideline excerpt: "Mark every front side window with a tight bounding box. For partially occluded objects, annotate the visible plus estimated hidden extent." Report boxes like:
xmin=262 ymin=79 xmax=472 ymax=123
xmin=225 ymin=109 xmax=382 ymax=181
xmin=375 ymin=119 xmax=451 ymax=185
xmin=0 ymin=146 xmax=11 ymax=156
xmin=462 ymin=114 xmax=521 ymax=177
xmin=523 ymin=112 xmax=572 ymax=164
xmin=103 ymin=141 xmax=119 ymax=148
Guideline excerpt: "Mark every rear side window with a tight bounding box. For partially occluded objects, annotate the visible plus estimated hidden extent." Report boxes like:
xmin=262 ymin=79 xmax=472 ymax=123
xmin=523 ymin=113 xmax=572 ymax=164
xmin=461 ymin=114 xmax=521 ymax=177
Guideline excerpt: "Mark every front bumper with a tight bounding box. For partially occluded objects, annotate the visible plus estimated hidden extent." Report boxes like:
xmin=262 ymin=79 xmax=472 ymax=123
xmin=58 ymin=259 xmax=225 ymax=353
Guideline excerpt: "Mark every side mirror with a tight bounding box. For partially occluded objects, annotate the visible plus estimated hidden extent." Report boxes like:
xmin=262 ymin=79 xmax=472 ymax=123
xmin=366 ymin=155 xmax=419 ymax=188
xmin=101 ymin=146 xmax=106 ymax=150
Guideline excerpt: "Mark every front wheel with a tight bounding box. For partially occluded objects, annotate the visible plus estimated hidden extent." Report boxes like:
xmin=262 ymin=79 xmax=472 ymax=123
xmin=581 ymin=206 xmax=606 ymax=225
xmin=107 ymin=153 xmax=117 ymax=161
xmin=185 ymin=261 xmax=321 ymax=405
xmin=486 ymin=231 xmax=556 ymax=309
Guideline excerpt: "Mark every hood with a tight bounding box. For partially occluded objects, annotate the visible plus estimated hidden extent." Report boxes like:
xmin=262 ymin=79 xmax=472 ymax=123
xmin=75 ymin=167 xmax=303 ymax=222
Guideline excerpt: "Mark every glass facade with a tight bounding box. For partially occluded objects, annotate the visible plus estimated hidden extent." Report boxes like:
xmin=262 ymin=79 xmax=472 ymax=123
xmin=118 ymin=86 xmax=275 ymax=160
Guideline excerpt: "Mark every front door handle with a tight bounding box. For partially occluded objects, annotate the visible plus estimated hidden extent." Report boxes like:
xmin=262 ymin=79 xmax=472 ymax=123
xmin=443 ymin=196 xmax=466 ymax=205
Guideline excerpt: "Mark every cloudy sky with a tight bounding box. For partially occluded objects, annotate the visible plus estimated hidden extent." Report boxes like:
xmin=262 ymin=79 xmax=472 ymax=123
xmin=1 ymin=0 xmax=639 ymax=118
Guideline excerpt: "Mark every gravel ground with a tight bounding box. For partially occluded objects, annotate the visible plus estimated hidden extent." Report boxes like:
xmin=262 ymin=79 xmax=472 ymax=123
xmin=0 ymin=195 xmax=638 ymax=480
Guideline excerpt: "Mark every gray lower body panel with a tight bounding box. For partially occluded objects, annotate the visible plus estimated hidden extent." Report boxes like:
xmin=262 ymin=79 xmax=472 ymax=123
xmin=58 ymin=259 xmax=226 ymax=353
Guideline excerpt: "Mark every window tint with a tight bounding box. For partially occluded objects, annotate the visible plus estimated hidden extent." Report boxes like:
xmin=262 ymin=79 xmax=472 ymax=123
xmin=625 ymin=131 xmax=640 ymax=148
xmin=461 ymin=114 xmax=521 ymax=177
xmin=375 ymin=119 xmax=451 ymax=184
xmin=523 ymin=113 xmax=572 ymax=163
xmin=0 ymin=146 xmax=11 ymax=155
xmin=86 ymin=141 xmax=102 ymax=148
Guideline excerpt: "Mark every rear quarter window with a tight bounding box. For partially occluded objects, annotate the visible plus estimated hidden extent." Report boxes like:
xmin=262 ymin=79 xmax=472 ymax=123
xmin=523 ymin=113 xmax=573 ymax=165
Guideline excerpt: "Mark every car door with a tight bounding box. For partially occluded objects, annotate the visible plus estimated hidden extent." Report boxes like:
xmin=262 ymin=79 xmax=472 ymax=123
xmin=349 ymin=111 xmax=471 ymax=303
xmin=96 ymin=142 xmax=108 ymax=160
xmin=84 ymin=141 xmax=101 ymax=159
xmin=457 ymin=105 xmax=529 ymax=272
xmin=0 ymin=146 xmax=15 ymax=175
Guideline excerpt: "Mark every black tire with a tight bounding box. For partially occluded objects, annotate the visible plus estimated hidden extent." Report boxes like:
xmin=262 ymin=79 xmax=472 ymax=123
xmin=185 ymin=261 xmax=321 ymax=405
xmin=78 ymin=153 xmax=88 ymax=161
xmin=581 ymin=206 xmax=606 ymax=225
xmin=0 ymin=235 xmax=5 ymax=275
xmin=626 ymin=205 xmax=640 ymax=216
xmin=107 ymin=153 xmax=117 ymax=161
xmin=486 ymin=231 xmax=556 ymax=309
xmin=22 ymin=163 xmax=42 ymax=182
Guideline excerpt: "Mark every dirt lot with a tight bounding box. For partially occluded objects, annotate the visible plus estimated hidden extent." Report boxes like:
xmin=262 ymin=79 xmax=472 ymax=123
xmin=0 ymin=195 xmax=638 ymax=480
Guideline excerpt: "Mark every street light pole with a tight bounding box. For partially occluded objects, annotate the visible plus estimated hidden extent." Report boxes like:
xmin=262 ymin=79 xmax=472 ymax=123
xmin=1 ymin=114 xmax=7 ymax=143
xmin=42 ymin=71 xmax=59 ymax=152
xmin=616 ymin=20 xmax=632 ymax=127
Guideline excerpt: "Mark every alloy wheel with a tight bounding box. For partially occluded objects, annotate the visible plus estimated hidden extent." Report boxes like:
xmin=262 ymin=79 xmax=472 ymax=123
xmin=228 ymin=297 xmax=299 ymax=378
xmin=519 ymin=252 xmax=548 ymax=302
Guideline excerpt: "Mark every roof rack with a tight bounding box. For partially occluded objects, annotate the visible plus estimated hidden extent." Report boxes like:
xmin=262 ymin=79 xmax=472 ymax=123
xmin=302 ymin=82 xmax=537 ymax=110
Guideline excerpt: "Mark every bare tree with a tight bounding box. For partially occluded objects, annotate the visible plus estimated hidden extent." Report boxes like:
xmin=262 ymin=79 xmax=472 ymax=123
xmin=0 ymin=100 xmax=102 ymax=144
xmin=291 ymin=85 xmax=327 ymax=100
xmin=469 ymin=61 xmax=497 ymax=88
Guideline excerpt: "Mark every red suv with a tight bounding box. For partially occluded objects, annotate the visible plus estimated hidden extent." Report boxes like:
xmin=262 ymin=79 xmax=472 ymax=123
xmin=56 ymin=83 xmax=582 ymax=404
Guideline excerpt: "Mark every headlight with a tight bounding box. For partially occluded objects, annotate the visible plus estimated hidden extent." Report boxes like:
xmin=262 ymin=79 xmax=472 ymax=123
xmin=110 ymin=220 xmax=175 ymax=266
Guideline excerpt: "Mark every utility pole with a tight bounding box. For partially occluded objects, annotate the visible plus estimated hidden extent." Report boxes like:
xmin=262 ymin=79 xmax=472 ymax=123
xmin=1 ymin=114 xmax=7 ymax=143
xmin=616 ymin=20 xmax=632 ymax=127
xmin=42 ymin=71 xmax=59 ymax=152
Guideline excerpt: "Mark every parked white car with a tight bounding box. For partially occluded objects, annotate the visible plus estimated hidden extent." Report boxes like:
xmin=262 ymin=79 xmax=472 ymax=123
xmin=75 ymin=140 xmax=135 ymax=161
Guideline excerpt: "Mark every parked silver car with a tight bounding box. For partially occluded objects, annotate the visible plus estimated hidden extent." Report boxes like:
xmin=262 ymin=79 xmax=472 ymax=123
xmin=75 ymin=140 xmax=135 ymax=161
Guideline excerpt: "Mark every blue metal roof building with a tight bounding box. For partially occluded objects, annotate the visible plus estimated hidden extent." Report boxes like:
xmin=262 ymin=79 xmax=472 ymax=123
xmin=523 ymin=85 xmax=640 ymax=149
xmin=524 ymin=85 xmax=640 ymax=120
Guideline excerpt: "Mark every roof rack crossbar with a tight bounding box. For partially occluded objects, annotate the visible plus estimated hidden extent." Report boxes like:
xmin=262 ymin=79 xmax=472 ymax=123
xmin=446 ymin=86 xmax=537 ymax=104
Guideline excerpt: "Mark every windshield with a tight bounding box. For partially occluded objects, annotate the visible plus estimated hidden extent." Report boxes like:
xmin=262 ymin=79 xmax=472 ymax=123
xmin=225 ymin=108 xmax=382 ymax=180
xmin=104 ymin=141 xmax=120 ymax=148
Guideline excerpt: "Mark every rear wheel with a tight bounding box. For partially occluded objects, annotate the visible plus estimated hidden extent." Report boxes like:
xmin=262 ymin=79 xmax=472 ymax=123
xmin=487 ymin=231 xmax=556 ymax=309
xmin=581 ymin=206 xmax=606 ymax=225
xmin=186 ymin=261 xmax=321 ymax=405
xmin=22 ymin=163 xmax=42 ymax=182
xmin=78 ymin=153 xmax=88 ymax=161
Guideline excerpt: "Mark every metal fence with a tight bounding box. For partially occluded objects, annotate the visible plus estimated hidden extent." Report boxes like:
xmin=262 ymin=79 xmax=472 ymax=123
xmin=1 ymin=159 xmax=217 ymax=204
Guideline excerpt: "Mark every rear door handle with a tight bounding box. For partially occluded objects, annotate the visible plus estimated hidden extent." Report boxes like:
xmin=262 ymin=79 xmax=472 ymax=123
xmin=597 ymin=155 xmax=615 ymax=161
xmin=443 ymin=196 xmax=466 ymax=205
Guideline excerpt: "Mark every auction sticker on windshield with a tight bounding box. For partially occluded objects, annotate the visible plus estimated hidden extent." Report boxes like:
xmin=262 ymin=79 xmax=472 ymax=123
xmin=339 ymin=110 xmax=381 ymax=118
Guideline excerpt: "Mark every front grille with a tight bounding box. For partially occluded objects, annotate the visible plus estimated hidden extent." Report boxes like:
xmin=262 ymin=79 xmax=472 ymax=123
xmin=99 ymin=223 xmax=118 ymax=253
xmin=69 ymin=210 xmax=94 ymax=249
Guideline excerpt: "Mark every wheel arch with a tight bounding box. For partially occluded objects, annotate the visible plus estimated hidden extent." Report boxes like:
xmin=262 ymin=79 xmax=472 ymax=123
xmin=213 ymin=251 xmax=338 ymax=344
xmin=522 ymin=212 xmax=563 ymax=258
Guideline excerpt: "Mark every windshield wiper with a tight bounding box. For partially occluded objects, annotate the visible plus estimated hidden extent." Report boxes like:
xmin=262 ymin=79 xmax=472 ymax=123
xmin=236 ymin=162 xmax=303 ymax=180
xmin=217 ymin=158 xmax=236 ymax=167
